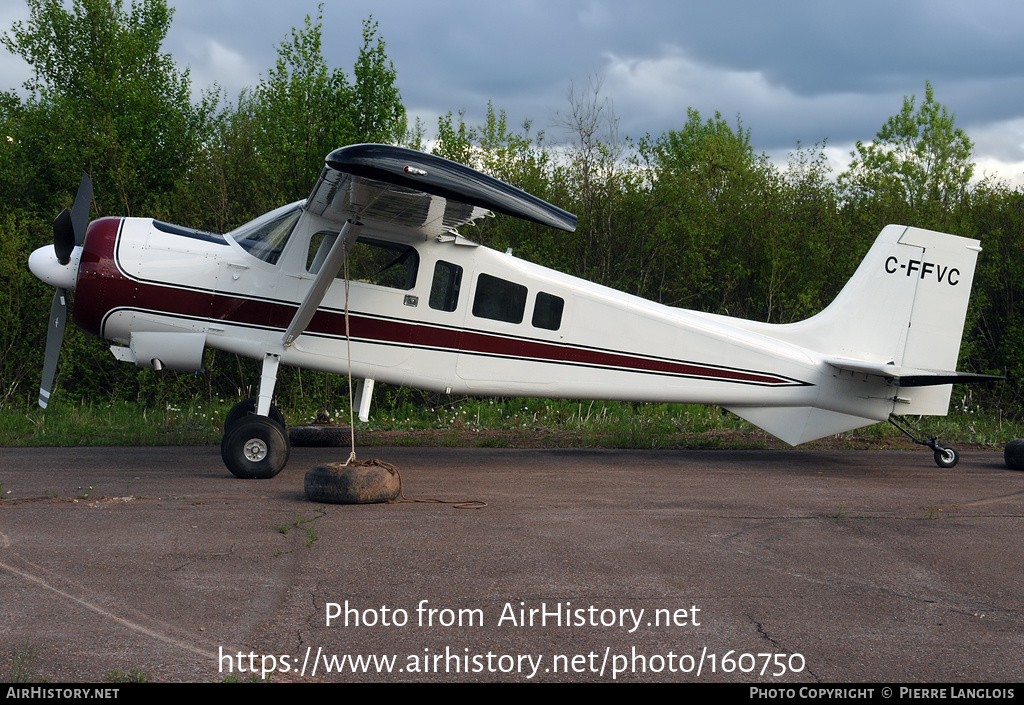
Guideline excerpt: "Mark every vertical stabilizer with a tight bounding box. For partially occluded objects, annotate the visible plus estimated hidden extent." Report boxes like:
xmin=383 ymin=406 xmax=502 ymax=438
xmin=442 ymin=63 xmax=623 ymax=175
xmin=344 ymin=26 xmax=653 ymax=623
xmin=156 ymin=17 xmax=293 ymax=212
xmin=767 ymin=226 xmax=981 ymax=372
xmin=726 ymin=225 xmax=981 ymax=440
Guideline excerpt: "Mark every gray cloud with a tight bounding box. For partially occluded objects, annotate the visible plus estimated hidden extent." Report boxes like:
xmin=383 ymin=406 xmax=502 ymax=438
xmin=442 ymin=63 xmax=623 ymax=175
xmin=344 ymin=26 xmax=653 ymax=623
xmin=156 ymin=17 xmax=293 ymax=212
xmin=5 ymin=0 xmax=1024 ymax=180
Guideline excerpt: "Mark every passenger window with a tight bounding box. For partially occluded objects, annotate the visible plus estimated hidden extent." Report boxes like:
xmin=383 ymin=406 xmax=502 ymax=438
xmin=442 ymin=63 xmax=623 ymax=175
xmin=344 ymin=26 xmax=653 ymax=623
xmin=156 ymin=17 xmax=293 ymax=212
xmin=472 ymin=273 xmax=527 ymax=324
xmin=532 ymin=292 xmax=564 ymax=330
xmin=307 ymin=233 xmax=418 ymax=290
xmin=430 ymin=261 xmax=463 ymax=312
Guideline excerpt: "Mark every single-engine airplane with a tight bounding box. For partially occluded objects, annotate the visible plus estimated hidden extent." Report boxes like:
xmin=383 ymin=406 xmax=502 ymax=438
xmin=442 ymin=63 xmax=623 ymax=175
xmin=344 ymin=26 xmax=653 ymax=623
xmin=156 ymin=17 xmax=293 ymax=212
xmin=29 ymin=144 xmax=996 ymax=478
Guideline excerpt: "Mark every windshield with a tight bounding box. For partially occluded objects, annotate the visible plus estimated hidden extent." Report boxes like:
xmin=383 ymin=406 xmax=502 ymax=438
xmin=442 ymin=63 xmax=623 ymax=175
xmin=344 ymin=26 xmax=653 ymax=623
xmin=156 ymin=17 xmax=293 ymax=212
xmin=229 ymin=201 xmax=303 ymax=264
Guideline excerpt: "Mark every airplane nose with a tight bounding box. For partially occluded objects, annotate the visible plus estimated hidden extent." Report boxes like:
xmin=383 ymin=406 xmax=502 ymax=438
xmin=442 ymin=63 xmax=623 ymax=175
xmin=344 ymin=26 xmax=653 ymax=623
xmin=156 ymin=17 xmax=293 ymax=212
xmin=29 ymin=244 xmax=82 ymax=290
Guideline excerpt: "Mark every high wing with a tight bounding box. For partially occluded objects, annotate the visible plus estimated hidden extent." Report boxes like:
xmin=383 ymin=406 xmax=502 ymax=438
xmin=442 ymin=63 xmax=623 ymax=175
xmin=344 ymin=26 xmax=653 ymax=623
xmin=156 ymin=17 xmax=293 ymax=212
xmin=283 ymin=144 xmax=578 ymax=346
xmin=305 ymin=143 xmax=578 ymax=235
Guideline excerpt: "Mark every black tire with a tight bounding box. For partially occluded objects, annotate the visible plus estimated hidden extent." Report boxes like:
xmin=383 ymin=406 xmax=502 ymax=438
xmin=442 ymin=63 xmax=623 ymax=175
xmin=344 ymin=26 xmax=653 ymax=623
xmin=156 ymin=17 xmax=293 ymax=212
xmin=289 ymin=424 xmax=353 ymax=447
xmin=304 ymin=462 xmax=400 ymax=504
xmin=933 ymin=445 xmax=959 ymax=469
xmin=221 ymin=416 xmax=290 ymax=479
xmin=1004 ymin=439 xmax=1024 ymax=470
xmin=224 ymin=397 xmax=285 ymax=433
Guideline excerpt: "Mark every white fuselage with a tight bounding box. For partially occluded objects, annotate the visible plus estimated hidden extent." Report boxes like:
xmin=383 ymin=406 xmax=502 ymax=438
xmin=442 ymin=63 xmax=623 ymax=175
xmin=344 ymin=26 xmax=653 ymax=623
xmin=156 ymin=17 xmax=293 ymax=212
xmin=75 ymin=206 xmax=898 ymax=434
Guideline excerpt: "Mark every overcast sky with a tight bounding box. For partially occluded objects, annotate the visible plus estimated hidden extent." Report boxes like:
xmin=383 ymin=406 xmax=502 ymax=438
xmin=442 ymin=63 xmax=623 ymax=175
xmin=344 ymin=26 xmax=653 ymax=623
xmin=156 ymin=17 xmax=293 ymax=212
xmin=4 ymin=0 xmax=1024 ymax=183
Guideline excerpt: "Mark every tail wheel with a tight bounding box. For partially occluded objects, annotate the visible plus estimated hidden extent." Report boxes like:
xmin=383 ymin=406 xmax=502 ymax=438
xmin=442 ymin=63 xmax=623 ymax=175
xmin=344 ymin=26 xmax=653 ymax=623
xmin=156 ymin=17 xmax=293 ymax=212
xmin=890 ymin=417 xmax=961 ymax=470
xmin=221 ymin=416 xmax=290 ymax=479
xmin=933 ymin=445 xmax=959 ymax=469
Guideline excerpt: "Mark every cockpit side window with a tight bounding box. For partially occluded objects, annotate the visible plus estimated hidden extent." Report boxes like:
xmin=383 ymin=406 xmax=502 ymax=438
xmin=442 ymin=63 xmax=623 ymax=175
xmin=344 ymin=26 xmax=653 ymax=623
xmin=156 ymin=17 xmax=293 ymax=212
xmin=429 ymin=260 xmax=463 ymax=312
xmin=230 ymin=203 xmax=302 ymax=265
xmin=307 ymin=232 xmax=419 ymax=291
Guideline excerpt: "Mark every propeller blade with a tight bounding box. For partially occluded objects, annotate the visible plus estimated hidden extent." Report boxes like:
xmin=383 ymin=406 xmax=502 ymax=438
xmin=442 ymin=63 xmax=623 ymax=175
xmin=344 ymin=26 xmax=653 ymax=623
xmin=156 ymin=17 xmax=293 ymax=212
xmin=39 ymin=288 xmax=68 ymax=409
xmin=52 ymin=173 xmax=92 ymax=265
xmin=70 ymin=172 xmax=92 ymax=245
xmin=53 ymin=208 xmax=74 ymax=265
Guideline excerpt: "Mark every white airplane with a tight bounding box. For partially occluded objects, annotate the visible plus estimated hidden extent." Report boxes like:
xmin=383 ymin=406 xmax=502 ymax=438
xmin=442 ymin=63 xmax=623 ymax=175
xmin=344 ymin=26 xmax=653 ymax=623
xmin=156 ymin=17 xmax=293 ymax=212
xmin=29 ymin=144 xmax=995 ymax=478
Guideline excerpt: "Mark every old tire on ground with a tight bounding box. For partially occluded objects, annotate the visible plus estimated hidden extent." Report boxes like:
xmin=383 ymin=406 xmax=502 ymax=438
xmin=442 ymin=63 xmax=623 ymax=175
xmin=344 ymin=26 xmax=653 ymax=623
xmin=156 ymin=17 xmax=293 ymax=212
xmin=1005 ymin=439 xmax=1024 ymax=470
xmin=224 ymin=397 xmax=286 ymax=433
xmin=304 ymin=461 xmax=400 ymax=504
xmin=221 ymin=416 xmax=291 ymax=479
xmin=289 ymin=424 xmax=353 ymax=447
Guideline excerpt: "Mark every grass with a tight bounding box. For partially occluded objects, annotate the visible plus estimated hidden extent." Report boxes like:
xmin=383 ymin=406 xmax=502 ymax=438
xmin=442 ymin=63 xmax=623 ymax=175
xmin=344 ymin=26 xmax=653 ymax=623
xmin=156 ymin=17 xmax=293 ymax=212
xmin=275 ymin=509 xmax=325 ymax=554
xmin=7 ymin=645 xmax=153 ymax=683
xmin=0 ymin=398 xmax=225 ymax=447
xmin=104 ymin=667 xmax=151 ymax=683
xmin=0 ymin=393 xmax=1020 ymax=451
xmin=9 ymin=643 xmax=40 ymax=683
xmin=218 ymin=672 xmax=268 ymax=683
xmin=297 ymin=508 xmax=324 ymax=547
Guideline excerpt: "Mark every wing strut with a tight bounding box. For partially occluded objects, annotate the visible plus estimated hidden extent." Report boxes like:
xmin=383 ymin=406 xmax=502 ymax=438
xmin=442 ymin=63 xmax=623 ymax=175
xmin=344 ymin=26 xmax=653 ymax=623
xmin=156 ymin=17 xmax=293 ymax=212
xmin=282 ymin=219 xmax=363 ymax=347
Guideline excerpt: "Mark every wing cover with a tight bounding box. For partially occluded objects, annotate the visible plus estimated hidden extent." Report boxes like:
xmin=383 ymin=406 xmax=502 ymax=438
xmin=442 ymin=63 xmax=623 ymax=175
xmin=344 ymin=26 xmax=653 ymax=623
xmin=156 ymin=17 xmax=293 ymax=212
xmin=305 ymin=144 xmax=577 ymax=236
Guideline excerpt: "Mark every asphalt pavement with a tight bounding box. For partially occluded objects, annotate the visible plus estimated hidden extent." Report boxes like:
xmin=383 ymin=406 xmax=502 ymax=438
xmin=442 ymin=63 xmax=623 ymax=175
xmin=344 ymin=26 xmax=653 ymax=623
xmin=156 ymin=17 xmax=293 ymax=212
xmin=1 ymin=445 xmax=1021 ymax=683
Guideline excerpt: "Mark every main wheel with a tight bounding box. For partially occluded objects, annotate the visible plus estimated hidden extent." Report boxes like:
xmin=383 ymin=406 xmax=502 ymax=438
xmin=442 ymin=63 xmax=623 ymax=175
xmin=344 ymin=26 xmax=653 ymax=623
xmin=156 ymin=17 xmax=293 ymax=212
xmin=933 ymin=445 xmax=959 ymax=469
xmin=221 ymin=416 xmax=290 ymax=479
xmin=224 ymin=397 xmax=285 ymax=433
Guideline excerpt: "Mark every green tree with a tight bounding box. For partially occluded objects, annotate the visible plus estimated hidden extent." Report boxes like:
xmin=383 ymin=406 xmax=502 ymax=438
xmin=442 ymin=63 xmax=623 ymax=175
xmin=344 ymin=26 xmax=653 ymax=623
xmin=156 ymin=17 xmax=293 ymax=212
xmin=643 ymin=112 xmax=853 ymax=323
xmin=840 ymin=81 xmax=974 ymax=231
xmin=960 ymin=181 xmax=1024 ymax=405
xmin=748 ymin=141 xmax=854 ymax=323
xmin=350 ymin=18 xmax=406 ymax=145
xmin=645 ymin=109 xmax=760 ymax=312
xmin=1 ymin=0 xmax=211 ymax=406
xmin=433 ymin=109 xmax=476 ymax=166
xmin=2 ymin=0 xmax=208 ymax=217
xmin=186 ymin=11 xmax=407 ymax=226
xmin=248 ymin=7 xmax=355 ymax=211
xmin=554 ymin=79 xmax=650 ymax=292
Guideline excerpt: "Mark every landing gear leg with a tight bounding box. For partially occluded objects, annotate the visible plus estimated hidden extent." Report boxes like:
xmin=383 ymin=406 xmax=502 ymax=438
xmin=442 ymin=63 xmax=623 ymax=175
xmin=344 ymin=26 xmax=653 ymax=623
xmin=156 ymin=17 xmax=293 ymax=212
xmin=888 ymin=415 xmax=959 ymax=469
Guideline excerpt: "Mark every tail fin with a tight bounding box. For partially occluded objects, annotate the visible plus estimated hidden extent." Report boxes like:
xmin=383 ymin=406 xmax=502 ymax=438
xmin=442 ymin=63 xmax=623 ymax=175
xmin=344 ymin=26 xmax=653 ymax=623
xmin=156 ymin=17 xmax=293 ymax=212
xmin=725 ymin=225 xmax=981 ymax=443
xmin=776 ymin=225 xmax=980 ymax=375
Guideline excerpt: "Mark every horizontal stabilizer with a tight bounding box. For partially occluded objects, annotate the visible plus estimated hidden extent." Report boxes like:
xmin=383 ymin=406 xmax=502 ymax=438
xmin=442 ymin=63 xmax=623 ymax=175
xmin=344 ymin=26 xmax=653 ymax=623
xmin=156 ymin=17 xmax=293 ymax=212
xmin=896 ymin=372 xmax=1002 ymax=387
xmin=825 ymin=358 xmax=1002 ymax=387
